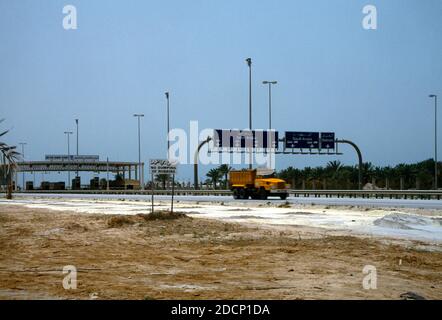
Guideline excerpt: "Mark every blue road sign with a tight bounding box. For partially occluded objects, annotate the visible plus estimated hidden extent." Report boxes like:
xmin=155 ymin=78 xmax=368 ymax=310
xmin=320 ymin=132 xmax=335 ymax=150
xmin=285 ymin=132 xmax=320 ymax=149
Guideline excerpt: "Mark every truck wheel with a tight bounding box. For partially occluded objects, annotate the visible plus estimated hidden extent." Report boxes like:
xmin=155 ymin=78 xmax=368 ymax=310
xmin=233 ymin=189 xmax=240 ymax=199
xmin=259 ymin=188 xmax=268 ymax=200
xmin=280 ymin=194 xmax=288 ymax=200
xmin=239 ymin=188 xmax=247 ymax=200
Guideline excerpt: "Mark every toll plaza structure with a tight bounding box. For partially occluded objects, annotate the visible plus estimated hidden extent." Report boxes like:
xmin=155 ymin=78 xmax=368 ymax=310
xmin=10 ymin=155 xmax=144 ymax=191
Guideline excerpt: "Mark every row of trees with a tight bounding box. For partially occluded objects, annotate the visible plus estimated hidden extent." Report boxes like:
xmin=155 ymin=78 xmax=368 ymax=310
xmin=202 ymin=159 xmax=440 ymax=190
xmin=277 ymin=159 xmax=440 ymax=190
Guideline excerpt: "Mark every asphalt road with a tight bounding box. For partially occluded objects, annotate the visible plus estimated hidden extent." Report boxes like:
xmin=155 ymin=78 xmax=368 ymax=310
xmin=11 ymin=193 xmax=442 ymax=209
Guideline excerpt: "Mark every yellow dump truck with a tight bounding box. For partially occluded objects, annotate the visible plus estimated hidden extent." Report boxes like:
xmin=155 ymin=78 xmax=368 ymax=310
xmin=229 ymin=169 xmax=290 ymax=200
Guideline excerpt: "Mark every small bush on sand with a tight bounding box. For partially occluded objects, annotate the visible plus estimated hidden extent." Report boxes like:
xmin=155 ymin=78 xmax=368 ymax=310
xmin=107 ymin=216 xmax=135 ymax=228
xmin=64 ymin=222 xmax=89 ymax=232
xmin=141 ymin=211 xmax=187 ymax=221
xmin=278 ymin=201 xmax=291 ymax=208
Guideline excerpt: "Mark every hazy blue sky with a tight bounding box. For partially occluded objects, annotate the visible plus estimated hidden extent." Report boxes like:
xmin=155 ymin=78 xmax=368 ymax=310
xmin=1 ymin=0 xmax=441 ymax=184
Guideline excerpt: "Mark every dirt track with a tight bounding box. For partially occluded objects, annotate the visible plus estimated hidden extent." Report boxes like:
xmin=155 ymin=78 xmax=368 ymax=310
xmin=0 ymin=205 xmax=441 ymax=300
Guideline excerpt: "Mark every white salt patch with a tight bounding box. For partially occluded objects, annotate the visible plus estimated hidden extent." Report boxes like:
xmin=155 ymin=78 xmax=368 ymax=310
xmin=1 ymin=197 xmax=441 ymax=244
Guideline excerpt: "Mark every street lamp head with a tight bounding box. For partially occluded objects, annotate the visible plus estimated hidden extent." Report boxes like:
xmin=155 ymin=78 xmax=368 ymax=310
xmin=133 ymin=114 xmax=144 ymax=117
xmin=64 ymin=131 xmax=73 ymax=134
xmin=165 ymin=92 xmax=169 ymax=99
xmin=245 ymin=58 xmax=252 ymax=66
xmin=429 ymin=94 xmax=437 ymax=98
xmin=263 ymin=80 xmax=278 ymax=85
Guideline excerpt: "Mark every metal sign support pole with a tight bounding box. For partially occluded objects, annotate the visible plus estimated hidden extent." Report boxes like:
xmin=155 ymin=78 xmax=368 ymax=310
xmin=171 ymin=174 xmax=175 ymax=213
xmin=194 ymin=137 xmax=212 ymax=190
xmin=106 ymin=157 xmax=109 ymax=191
xmin=336 ymin=139 xmax=363 ymax=190
xmin=151 ymin=173 xmax=154 ymax=213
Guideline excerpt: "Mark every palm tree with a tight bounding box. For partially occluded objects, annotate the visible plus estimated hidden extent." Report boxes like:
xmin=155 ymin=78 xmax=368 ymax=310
xmin=395 ymin=163 xmax=415 ymax=190
xmin=326 ymin=160 xmax=342 ymax=189
xmin=302 ymin=167 xmax=313 ymax=189
xmin=277 ymin=166 xmax=302 ymax=189
xmin=326 ymin=160 xmax=342 ymax=176
xmin=338 ymin=167 xmax=354 ymax=189
xmin=1 ymin=119 xmax=21 ymax=199
xmin=217 ymin=164 xmax=232 ymax=189
xmin=361 ymin=162 xmax=374 ymax=185
xmin=206 ymin=168 xmax=221 ymax=189
xmin=155 ymin=174 xmax=170 ymax=190
xmin=310 ymin=167 xmax=325 ymax=189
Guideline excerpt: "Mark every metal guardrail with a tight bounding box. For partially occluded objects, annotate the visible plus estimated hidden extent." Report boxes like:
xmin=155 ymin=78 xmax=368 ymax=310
xmin=6 ymin=189 xmax=231 ymax=196
xmin=5 ymin=189 xmax=442 ymax=200
xmin=289 ymin=189 xmax=442 ymax=200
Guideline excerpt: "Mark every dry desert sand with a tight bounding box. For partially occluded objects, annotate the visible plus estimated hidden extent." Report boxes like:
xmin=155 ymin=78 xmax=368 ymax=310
xmin=0 ymin=204 xmax=441 ymax=300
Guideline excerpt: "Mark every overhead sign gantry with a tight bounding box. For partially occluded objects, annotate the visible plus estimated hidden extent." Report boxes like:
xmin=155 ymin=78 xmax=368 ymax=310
xmin=211 ymin=129 xmax=340 ymax=155
xmin=194 ymin=130 xmax=364 ymax=190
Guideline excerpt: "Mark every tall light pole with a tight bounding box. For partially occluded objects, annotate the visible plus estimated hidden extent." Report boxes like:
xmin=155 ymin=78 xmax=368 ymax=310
xmin=19 ymin=142 xmax=27 ymax=190
xmin=262 ymin=81 xmax=277 ymax=170
xmin=75 ymin=119 xmax=79 ymax=177
xmin=246 ymin=58 xmax=252 ymax=169
xmin=75 ymin=119 xmax=79 ymax=156
xmin=134 ymin=114 xmax=144 ymax=189
xmin=262 ymin=81 xmax=277 ymax=130
xmin=429 ymin=94 xmax=438 ymax=189
xmin=165 ymin=92 xmax=170 ymax=158
xmin=64 ymin=131 xmax=73 ymax=189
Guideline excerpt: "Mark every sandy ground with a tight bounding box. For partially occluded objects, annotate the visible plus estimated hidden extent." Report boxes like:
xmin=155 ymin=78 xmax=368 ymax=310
xmin=0 ymin=204 xmax=441 ymax=300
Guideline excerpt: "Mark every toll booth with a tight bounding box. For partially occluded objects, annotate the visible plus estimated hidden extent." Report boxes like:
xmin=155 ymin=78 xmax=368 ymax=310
xmin=14 ymin=158 xmax=144 ymax=191
xmin=41 ymin=181 xmax=65 ymax=190
xmin=90 ymin=177 xmax=99 ymax=190
xmin=72 ymin=176 xmax=81 ymax=190
xmin=26 ymin=181 xmax=34 ymax=190
xmin=41 ymin=181 xmax=50 ymax=190
xmin=50 ymin=182 xmax=65 ymax=190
